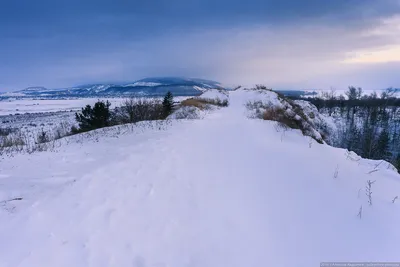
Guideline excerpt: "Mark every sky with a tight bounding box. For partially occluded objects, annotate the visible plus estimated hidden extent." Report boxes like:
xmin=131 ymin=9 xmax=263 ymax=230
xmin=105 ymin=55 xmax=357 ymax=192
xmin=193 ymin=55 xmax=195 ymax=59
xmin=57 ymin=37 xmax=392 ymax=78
xmin=1 ymin=0 xmax=400 ymax=91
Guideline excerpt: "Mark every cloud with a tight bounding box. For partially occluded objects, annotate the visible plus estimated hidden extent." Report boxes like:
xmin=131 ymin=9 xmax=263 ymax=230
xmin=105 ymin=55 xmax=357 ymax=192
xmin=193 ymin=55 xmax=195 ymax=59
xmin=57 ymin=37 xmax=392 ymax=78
xmin=0 ymin=0 xmax=400 ymax=91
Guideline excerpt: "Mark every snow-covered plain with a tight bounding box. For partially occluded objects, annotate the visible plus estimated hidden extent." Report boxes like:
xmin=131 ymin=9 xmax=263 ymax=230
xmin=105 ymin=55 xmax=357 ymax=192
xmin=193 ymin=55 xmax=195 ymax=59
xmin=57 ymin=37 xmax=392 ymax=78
xmin=0 ymin=97 xmax=190 ymax=116
xmin=1 ymin=89 xmax=400 ymax=266
xmin=0 ymin=98 xmax=125 ymax=116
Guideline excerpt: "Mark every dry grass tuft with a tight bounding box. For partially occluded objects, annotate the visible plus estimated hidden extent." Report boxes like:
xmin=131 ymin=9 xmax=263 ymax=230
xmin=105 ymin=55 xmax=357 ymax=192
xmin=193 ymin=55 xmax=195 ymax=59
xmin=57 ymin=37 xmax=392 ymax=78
xmin=181 ymin=98 xmax=228 ymax=110
xmin=181 ymin=98 xmax=209 ymax=110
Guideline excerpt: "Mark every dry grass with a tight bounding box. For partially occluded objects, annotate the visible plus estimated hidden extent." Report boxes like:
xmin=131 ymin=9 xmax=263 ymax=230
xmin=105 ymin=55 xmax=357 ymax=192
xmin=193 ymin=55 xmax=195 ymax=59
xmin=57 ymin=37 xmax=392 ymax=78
xmin=262 ymin=107 xmax=300 ymax=130
xmin=181 ymin=98 xmax=209 ymax=110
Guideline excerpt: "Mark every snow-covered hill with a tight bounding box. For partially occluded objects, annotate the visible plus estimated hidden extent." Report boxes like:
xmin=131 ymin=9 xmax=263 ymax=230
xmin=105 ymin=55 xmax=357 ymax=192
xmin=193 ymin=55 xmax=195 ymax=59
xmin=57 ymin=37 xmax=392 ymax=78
xmin=0 ymin=89 xmax=399 ymax=266
xmin=0 ymin=77 xmax=226 ymax=99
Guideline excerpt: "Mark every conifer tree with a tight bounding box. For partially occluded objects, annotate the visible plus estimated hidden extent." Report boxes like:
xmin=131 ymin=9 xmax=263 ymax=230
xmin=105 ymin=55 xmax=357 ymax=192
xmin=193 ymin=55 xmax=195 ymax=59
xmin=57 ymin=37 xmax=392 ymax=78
xmin=75 ymin=100 xmax=112 ymax=131
xmin=162 ymin=91 xmax=174 ymax=117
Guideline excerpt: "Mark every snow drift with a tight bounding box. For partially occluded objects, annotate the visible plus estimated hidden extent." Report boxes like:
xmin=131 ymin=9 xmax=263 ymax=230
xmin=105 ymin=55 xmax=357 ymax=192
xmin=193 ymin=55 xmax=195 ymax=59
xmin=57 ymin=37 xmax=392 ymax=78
xmin=0 ymin=88 xmax=399 ymax=267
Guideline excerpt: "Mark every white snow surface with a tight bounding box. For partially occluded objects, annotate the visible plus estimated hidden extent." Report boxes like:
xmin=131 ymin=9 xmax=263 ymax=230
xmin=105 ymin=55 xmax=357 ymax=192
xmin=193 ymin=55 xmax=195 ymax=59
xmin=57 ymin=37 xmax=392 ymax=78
xmin=197 ymin=89 xmax=229 ymax=101
xmin=1 ymin=90 xmax=400 ymax=266
xmin=124 ymin=82 xmax=163 ymax=87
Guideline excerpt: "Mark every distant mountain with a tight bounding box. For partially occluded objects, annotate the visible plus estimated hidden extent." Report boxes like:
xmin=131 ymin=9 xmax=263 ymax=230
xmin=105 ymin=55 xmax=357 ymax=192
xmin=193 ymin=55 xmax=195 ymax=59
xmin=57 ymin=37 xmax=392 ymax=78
xmin=1 ymin=77 xmax=226 ymax=98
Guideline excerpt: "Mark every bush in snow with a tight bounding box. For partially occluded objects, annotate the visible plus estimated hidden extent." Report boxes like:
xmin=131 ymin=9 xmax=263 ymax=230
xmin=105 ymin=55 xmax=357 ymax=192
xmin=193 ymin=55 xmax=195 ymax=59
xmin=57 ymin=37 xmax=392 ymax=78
xmin=0 ymin=127 xmax=18 ymax=137
xmin=181 ymin=98 xmax=209 ymax=110
xmin=75 ymin=100 xmax=112 ymax=132
xmin=181 ymin=98 xmax=228 ymax=110
xmin=36 ymin=129 xmax=49 ymax=144
xmin=169 ymin=106 xmax=200 ymax=120
xmin=254 ymin=84 xmax=272 ymax=91
xmin=200 ymin=98 xmax=229 ymax=107
xmin=262 ymin=106 xmax=301 ymax=130
xmin=0 ymin=134 xmax=25 ymax=149
xmin=260 ymin=104 xmax=324 ymax=144
xmin=245 ymin=89 xmax=325 ymax=144
xmin=114 ymin=98 xmax=165 ymax=124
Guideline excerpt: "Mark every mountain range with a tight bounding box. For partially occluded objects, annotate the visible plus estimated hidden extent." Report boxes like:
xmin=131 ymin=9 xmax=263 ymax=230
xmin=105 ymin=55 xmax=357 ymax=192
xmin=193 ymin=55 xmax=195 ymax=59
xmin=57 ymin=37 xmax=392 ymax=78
xmin=1 ymin=77 xmax=226 ymax=98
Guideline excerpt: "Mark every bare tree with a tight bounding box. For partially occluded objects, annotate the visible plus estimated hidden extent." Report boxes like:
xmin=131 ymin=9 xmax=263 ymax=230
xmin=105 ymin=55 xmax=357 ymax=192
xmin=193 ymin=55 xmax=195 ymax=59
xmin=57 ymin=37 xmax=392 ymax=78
xmin=365 ymin=180 xmax=376 ymax=206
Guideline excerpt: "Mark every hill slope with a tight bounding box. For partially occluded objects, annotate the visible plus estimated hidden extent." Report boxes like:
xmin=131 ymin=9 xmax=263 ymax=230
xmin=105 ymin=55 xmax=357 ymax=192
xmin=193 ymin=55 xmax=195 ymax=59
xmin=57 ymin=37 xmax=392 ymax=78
xmin=0 ymin=90 xmax=399 ymax=266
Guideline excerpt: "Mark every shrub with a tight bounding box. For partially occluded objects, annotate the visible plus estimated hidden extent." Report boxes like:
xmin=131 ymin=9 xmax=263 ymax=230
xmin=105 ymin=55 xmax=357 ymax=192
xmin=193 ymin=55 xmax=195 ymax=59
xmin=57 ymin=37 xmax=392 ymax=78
xmin=1 ymin=135 xmax=25 ymax=148
xmin=171 ymin=106 xmax=200 ymax=119
xmin=0 ymin=127 xmax=17 ymax=136
xmin=182 ymin=98 xmax=229 ymax=109
xmin=75 ymin=100 xmax=112 ymax=132
xmin=114 ymin=98 xmax=165 ymax=123
xmin=211 ymin=98 xmax=229 ymax=107
xmin=0 ymin=133 xmax=26 ymax=155
xmin=70 ymin=126 xmax=80 ymax=134
xmin=262 ymin=107 xmax=300 ymax=129
xmin=36 ymin=130 xmax=49 ymax=144
xmin=54 ymin=121 xmax=72 ymax=140
xmin=255 ymin=84 xmax=272 ymax=90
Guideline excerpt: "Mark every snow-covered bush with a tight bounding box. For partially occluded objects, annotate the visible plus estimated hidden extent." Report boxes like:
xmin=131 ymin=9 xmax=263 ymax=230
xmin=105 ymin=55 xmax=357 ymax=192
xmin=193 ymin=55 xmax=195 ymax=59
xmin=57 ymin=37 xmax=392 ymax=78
xmin=114 ymin=98 xmax=165 ymax=124
xmin=194 ymin=89 xmax=229 ymax=107
xmin=168 ymin=106 xmax=200 ymax=120
xmin=243 ymin=88 xmax=325 ymax=144
xmin=36 ymin=129 xmax=49 ymax=144
xmin=0 ymin=127 xmax=18 ymax=137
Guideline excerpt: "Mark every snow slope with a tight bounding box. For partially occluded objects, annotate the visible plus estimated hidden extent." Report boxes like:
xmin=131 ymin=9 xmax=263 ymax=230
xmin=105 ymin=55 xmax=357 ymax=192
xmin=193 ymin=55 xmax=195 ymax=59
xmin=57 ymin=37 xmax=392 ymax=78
xmin=196 ymin=89 xmax=229 ymax=102
xmin=1 ymin=90 xmax=400 ymax=267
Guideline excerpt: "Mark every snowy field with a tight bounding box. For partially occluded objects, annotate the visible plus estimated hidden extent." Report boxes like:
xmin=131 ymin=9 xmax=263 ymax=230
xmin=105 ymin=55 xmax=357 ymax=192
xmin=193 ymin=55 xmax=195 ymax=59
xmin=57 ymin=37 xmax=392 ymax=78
xmin=0 ymin=98 xmax=126 ymax=116
xmin=0 ymin=96 xmax=191 ymax=147
xmin=1 ymin=90 xmax=400 ymax=266
xmin=0 ymin=97 xmax=190 ymax=116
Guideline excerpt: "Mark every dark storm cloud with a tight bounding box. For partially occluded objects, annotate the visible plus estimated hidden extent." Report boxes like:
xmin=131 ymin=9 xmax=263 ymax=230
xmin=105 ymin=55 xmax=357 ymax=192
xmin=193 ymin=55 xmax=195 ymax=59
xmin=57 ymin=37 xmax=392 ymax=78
xmin=2 ymin=0 xmax=398 ymax=37
xmin=0 ymin=0 xmax=399 ymax=90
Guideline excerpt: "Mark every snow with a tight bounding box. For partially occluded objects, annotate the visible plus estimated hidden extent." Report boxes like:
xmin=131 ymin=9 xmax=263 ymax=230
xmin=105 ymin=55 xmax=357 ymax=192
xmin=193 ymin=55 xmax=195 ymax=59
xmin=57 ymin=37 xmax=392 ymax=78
xmin=239 ymin=88 xmax=283 ymax=106
xmin=193 ymin=86 xmax=207 ymax=92
xmin=0 ymin=98 xmax=126 ymax=116
xmin=197 ymin=89 xmax=229 ymax=101
xmin=1 ymin=90 xmax=400 ymax=266
xmin=168 ymin=106 xmax=203 ymax=120
xmin=124 ymin=82 xmax=163 ymax=87
xmin=294 ymin=99 xmax=339 ymax=142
